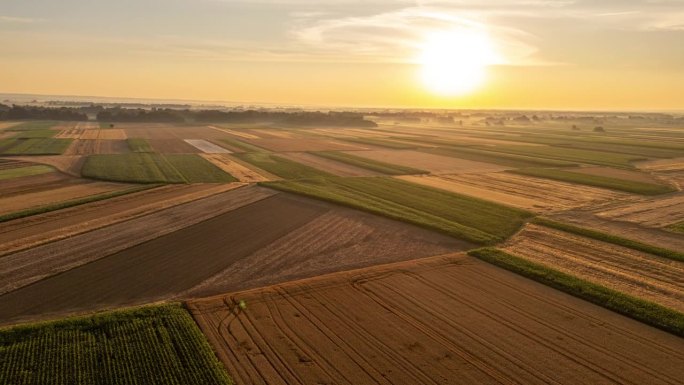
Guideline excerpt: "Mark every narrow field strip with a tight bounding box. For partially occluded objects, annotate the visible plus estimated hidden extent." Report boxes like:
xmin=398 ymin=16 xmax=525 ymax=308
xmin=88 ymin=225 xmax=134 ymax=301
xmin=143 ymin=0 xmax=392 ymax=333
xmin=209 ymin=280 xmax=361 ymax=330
xmin=0 ymin=304 xmax=232 ymax=384
xmin=184 ymin=139 xmax=232 ymax=153
xmin=311 ymin=151 xmax=427 ymax=175
xmin=236 ymin=152 xmax=334 ymax=179
xmin=481 ymin=144 xmax=644 ymax=168
xmin=0 ymin=138 xmax=72 ymax=155
xmin=0 ymin=165 xmax=53 ymax=181
xmin=468 ymin=248 xmax=684 ymax=337
xmin=127 ymin=138 xmax=153 ymax=152
xmin=263 ymin=177 xmax=532 ymax=244
xmin=510 ymin=167 xmax=676 ymax=195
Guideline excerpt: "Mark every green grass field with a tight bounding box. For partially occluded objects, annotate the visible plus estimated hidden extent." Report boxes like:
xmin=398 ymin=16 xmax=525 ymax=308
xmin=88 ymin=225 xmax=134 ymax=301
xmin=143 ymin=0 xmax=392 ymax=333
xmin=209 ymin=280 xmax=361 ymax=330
xmin=340 ymin=137 xmax=420 ymax=149
xmin=509 ymin=168 xmax=676 ymax=195
xmin=0 ymin=165 xmax=53 ymax=180
xmin=235 ymin=152 xmax=334 ymax=179
xmin=127 ymin=138 xmax=154 ymax=152
xmin=423 ymin=146 xmax=578 ymax=168
xmin=484 ymin=144 xmax=644 ymax=168
xmin=0 ymin=304 xmax=232 ymax=385
xmin=468 ymin=248 xmax=684 ymax=337
xmin=220 ymin=137 xmax=268 ymax=152
xmin=6 ymin=121 xmax=58 ymax=131
xmin=667 ymin=221 xmax=684 ymax=234
xmin=262 ymin=177 xmax=532 ymax=244
xmin=82 ymin=153 xmax=236 ymax=183
xmin=312 ymin=151 xmax=428 ymax=175
xmin=0 ymin=138 xmax=72 ymax=155
xmin=11 ymin=129 xmax=57 ymax=139
xmin=532 ymin=217 xmax=684 ymax=262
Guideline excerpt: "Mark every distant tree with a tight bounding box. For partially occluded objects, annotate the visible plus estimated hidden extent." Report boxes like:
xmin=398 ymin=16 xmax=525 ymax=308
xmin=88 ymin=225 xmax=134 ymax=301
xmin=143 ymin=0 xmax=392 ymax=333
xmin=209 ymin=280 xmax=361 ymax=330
xmin=593 ymin=126 xmax=605 ymax=132
xmin=572 ymin=125 xmax=580 ymax=130
xmin=109 ymin=123 xmax=115 ymax=128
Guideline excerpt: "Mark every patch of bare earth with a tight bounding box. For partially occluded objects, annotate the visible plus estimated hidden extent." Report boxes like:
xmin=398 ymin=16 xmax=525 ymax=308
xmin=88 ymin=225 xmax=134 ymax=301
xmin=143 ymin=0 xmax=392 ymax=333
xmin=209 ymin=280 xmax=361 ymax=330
xmin=0 ymin=185 xmax=271 ymax=299
xmin=348 ymin=149 xmax=510 ymax=174
xmin=0 ymin=183 xmax=245 ymax=257
xmin=399 ymin=172 xmax=631 ymax=213
xmin=280 ymin=152 xmax=383 ymax=177
xmin=200 ymin=154 xmax=276 ymax=182
xmin=504 ymin=224 xmax=684 ymax=312
xmin=189 ymin=253 xmax=684 ymax=385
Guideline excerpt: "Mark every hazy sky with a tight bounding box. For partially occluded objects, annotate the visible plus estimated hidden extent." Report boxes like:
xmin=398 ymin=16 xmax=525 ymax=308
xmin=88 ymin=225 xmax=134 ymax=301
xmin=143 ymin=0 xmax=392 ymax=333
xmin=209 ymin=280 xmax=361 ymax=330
xmin=2 ymin=0 xmax=683 ymax=110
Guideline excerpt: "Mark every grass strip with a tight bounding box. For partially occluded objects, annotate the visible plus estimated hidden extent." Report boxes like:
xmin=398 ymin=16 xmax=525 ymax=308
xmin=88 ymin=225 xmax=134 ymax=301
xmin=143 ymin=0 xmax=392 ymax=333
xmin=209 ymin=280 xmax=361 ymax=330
xmin=532 ymin=217 xmax=684 ymax=262
xmin=509 ymin=168 xmax=676 ymax=195
xmin=312 ymin=151 xmax=428 ymax=175
xmin=127 ymin=138 xmax=154 ymax=153
xmin=667 ymin=221 xmax=684 ymax=234
xmin=468 ymin=247 xmax=684 ymax=337
xmin=422 ymin=146 xmax=578 ymax=168
xmin=0 ymin=165 xmax=53 ymax=180
xmin=262 ymin=177 xmax=532 ymax=244
xmin=0 ymin=184 xmax=156 ymax=223
xmin=0 ymin=304 xmax=233 ymax=385
xmin=482 ymin=144 xmax=643 ymax=169
xmin=235 ymin=152 xmax=335 ymax=179
xmin=220 ymin=137 xmax=269 ymax=152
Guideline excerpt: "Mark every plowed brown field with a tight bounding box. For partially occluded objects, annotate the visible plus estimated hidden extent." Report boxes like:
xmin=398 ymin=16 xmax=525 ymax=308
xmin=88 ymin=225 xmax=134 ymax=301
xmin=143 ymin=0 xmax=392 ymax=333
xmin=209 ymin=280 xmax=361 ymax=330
xmin=351 ymin=150 xmax=510 ymax=174
xmin=189 ymin=254 xmax=684 ymax=385
xmin=504 ymin=224 xmax=684 ymax=312
xmin=399 ymin=172 xmax=630 ymax=213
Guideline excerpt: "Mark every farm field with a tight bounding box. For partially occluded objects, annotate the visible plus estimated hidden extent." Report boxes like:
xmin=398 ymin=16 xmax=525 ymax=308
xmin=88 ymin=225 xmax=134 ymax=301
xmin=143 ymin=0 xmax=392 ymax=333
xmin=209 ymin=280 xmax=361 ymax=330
xmin=190 ymin=253 xmax=684 ymax=385
xmin=2 ymin=117 xmax=684 ymax=383
xmin=503 ymin=224 xmax=684 ymax=312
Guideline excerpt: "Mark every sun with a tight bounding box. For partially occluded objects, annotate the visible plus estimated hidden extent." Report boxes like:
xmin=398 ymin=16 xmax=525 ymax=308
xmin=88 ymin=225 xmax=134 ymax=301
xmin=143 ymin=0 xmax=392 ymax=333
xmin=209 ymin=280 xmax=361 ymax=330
xmin=419 ymin=29 xmax=499 ymax=96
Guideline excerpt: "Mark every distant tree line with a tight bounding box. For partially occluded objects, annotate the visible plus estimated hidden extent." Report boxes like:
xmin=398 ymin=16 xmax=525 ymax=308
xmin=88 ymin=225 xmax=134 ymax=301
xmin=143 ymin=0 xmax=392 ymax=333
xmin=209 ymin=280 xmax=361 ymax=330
xmin=96 ymin=108 xmax=377 ymax=127
xmin=0 ymin=104 xmax=88 ymax=121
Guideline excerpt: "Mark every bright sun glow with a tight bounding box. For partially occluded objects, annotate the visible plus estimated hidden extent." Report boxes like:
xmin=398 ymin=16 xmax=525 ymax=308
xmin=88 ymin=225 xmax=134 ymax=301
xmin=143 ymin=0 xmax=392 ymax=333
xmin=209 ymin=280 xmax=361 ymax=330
xmin=419 ymin=29 xmax=500 ymax=96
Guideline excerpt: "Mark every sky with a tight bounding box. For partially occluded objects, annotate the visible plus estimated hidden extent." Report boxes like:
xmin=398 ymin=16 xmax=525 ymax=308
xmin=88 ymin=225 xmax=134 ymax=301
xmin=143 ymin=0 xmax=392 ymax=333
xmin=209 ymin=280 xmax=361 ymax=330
xmin=1 ymin=0 xmax=683 ymax=110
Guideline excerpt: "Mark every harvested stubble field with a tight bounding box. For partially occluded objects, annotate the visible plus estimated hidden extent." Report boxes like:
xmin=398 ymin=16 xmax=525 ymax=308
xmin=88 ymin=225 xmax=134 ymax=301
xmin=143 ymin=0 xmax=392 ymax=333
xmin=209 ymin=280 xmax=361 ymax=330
xmin=235 ymin=152 xmax=334 ymax=179
xmin=0 ymin=175 xmax=129 ymax=215
xmin=201 ymin=153 xmax=277 ymax=182
xmin=0 ymin=189 xmax=471 ymax=325
xmin=264 ymin=177 xmax=532 ymax=244
xmin=398 ymin=172 xmax=631 ymax=213
xmin=345 ymin=149 xmax=510 ymax=174
xmin=0 ymin=305 xmax=232 ymax=385
xmin=82 ymin=153 xmax=236 ymax=183
xmin=278 ymin=152 xmax=383 ymax=177
xmin=638 ymin=157 xmax=684 ymax=172
xmin=185 ymin=139 xmax=232 ymax=153
xmin=189 ymin=253 xmax=684 ymax=385
xmin=503 ymin=224 xmax=684 ymax=312
xmin=595 ymin=193 xmax=684 ymax=228
xmin=0 ymin=183 xmax=240 ymax=257
xmin=78 ymin=128 xmax=127 ymax=140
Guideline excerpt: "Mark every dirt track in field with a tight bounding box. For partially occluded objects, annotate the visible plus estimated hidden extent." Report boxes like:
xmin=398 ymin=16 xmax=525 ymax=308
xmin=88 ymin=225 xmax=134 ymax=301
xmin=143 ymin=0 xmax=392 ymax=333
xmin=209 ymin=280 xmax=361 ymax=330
xmin=279 ymin=152 xmax=382 ymax=177
xmin=189 ymin=253 xmax=684 ymax=385
xmin=349 ymin=149 xmax=510 ymax=174
xmin=201 ymin=154 xmax=276 ymax=182
xmin=596 ymin=193 xmax=684 ymax=227
xmin=399 ymin=172 xmax=631 ymax=213
xmin=504 ymin=224 xmax=684 ymax=312
xmin=0 ymin=183 xmax=244 ymax=257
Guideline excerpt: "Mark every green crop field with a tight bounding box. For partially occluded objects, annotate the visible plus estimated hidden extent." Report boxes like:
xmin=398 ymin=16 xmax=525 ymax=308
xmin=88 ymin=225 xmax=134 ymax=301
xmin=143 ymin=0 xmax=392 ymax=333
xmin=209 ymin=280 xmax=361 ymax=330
xmin=6 ymin=121 xmax=58 ymax=131
xmin=0 ymin=304 xmax=232 ymax=385
xmin=509 ymin=168 xmax=676 ymax=195
xmin=340 ymin=137 xmax=420 ymax=149
xmin=312 ymin=151 xmax=428 ymax=175
xmin=11 ymin=129 xmax=57 ymax=139
xmin=423 ymin=146 xmax=578 ymax=168
xmin=235 ymin=152 xmax=334 ymax=179
xmin=127 ymin=138 xmax=154 ymax=152
xmin=483 ymin=144 xmax=644 ymax=168
xmin=82 ymin=153 xmax=236 ymax=183
xmin=263 ymin=177 xmax=532 ymax=244
xmin=469 ymin=248 xmax=684 ymax=337
xmin=220 ymin=137 xmax=268 ymax=152
xmin=668 ymin=221 xmax=684 ymax=234
xmin=0 ymin=138 xmax=72 ymax=155
xmin=0 ymin=165 xmax=53 ymax=181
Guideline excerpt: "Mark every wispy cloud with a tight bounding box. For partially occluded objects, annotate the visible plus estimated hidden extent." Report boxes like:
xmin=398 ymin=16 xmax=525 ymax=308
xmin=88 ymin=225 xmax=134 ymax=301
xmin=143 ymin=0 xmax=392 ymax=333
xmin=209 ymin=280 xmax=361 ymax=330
xmin=0 ymin=16 xmax=41 ymax=23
